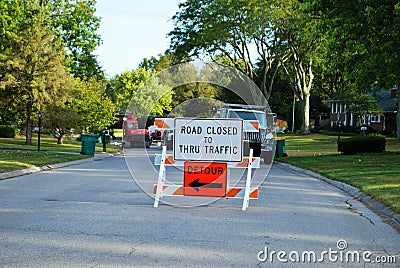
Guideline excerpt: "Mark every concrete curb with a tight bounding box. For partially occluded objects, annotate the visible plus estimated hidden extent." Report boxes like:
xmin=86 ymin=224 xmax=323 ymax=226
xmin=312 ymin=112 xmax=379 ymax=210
xmin=0 ymin=153 xmax=117 ymax=180
xmin=274 ymin=161 xmax=400 ymax=231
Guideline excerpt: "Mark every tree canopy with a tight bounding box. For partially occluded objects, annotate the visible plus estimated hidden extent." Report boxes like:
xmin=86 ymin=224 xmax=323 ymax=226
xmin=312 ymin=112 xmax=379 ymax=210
xmin=45 ymin=0 xmax=103 ymax=79
xmin=0 ymin=1 xmax=71 ymax=144
xmin=169 ymin=0 xmax=400 ymax=135
xmin=0 ymin=0 xmax=111 ymax=145
xmin=1 ymin=0 xmax=399 ymax=142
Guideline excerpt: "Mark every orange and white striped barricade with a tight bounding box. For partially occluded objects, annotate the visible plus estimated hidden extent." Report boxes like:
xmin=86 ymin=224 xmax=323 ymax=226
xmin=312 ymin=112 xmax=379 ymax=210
xmin=153 ymin=148 xmax=259 ymax=210
xmin=154 ymin=118 xmax=174 ymax=130
xmin=153 ymin=184 xmax=259 ymax=199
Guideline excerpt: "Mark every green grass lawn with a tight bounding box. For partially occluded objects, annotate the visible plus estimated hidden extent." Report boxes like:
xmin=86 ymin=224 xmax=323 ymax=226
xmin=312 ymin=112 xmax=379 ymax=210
xmin=0 ymin=135 xmax=122 ymax=173
xmin=0 ymin=150 xmax=92 ymax=173
xmin=277 ymin=134 xmax=400 ymax=214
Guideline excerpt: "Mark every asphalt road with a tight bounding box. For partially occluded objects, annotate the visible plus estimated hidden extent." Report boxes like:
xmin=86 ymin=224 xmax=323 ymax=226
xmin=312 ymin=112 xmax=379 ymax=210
xmin=0 ymin=148 xmax=399 ymax=267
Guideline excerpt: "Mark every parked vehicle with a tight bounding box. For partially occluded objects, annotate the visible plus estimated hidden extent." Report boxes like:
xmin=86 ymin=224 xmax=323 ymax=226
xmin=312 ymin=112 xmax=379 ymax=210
xmin=149 ymin=125 xmax=163 ymax=142
xmin=122 ymin=112 xmax=151 ymax=148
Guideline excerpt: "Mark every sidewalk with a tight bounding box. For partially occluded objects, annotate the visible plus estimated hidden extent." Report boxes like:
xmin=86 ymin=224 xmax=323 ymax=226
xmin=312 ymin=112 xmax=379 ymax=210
xmin=0 ymin=153 xmax=116 ymax=180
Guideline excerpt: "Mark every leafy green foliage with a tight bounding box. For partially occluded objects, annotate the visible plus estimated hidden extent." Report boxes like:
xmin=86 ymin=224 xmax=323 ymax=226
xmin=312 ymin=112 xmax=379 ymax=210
xmin=344 ymin=94 xmax=383 ymax=116
xmin=108 ymin=68 xmax=152 ymax=113
xmin=310 ymin=0 xmax=400 ymax=92
xmin=0 ymin=1 xmax=70 ymax=145
xmin=170 ymin=0 xmax=322 ymax=134
xmin=127 ymin=76 xmax=173 ymax=119
xmin=108 ymin=65 xmax=173 ymax=125
xmin=169 ymin=0 xmax=287 ymax=101
xmin=73 ymin=78 xmax=116 ymax=133
xmin=45 ymin=0 xmax=103 ymax=79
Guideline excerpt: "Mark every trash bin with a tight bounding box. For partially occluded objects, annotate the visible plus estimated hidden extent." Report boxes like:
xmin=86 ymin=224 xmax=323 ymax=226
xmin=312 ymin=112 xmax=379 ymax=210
xmin=80 ymin=134 xmax=98 ymax=156
xmin=275 ymin=137 xmax=287 ymax=158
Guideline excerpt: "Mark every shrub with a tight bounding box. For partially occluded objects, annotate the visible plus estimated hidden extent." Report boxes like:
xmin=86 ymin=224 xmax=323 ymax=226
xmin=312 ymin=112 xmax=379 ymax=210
xmin=0 ymin=125 xmax=16 ymax=138
xmin=338 ymin=135 xmax=386 ymax=154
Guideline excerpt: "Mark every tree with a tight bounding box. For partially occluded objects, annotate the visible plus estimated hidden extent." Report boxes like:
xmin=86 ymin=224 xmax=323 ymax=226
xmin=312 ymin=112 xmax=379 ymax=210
xmin=278 ymin=3 xmax=322 ymax=134
xmin=73 ymin=78 xmax=116 ymax=133
xmin=0 ymin=1 xmax=71 ymax=145
xmin=108 ymin=65 xmax=174 ymax=120
xmin=44 ymin=0 xmax=103 ymax=79
xmin=139 ymin=52 xmax=183 ymax=73
xmin=170 ymin=0 xmax=322 ymax=134
xmin=310 ymin=0 xmax=400 ymax=140
xmin=44 ymin=105 xmax=80 ymax=144
xmin=169 ymin=0 xmax=285 ymax=102
xmin=107 ymin=68 xmax=153 ymax=113
xmin=127 ymin=76 xmax=173 ymax=123
xmin=41 ymin=77 xmax=78 ymax=144
xmin=361 ymin=1 xmax=400 ymax=141
xmin=309 ymin=0 xmax=372 ymax=98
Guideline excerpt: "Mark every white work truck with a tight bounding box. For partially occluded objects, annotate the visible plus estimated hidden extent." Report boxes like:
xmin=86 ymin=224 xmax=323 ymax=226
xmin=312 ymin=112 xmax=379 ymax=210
xmin=154 ymin=103 xmax=276 ymax=164
xmin=216 ymin=103 xmax=276 ymax=164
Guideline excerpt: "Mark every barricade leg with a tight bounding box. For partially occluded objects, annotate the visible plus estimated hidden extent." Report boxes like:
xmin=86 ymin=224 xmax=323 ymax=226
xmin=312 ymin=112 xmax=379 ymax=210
xmin=242 ymin=149 xmax=253 ymax=211
xmin=154 ymin=146 xmax=167 ymax=207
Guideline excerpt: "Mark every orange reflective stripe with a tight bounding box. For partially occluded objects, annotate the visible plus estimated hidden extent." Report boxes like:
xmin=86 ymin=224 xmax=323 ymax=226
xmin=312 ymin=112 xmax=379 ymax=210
xmin=249 ymin=189 xmax=259 ymax=198
xmin=165 ymin=156 xmax=175 ymax=165
xmin=225 ymin=188 xmax=241 ymax=197
xmin=172 ymin=187 xmax=184 ymax=195
xmin=235 ymin=158 xmax=256 ymax=167
xmin=250 ymin=121 xmax=259 ymax=130
xmin=155 ymin=119 xmax=171 ymax=129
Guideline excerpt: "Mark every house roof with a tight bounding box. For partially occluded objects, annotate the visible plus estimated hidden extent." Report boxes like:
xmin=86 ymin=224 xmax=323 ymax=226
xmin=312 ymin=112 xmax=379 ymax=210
xmin=323 ymin=89 xmax=398 ymax=112
xmin=372 ymin=89 xmax=398 ymax=112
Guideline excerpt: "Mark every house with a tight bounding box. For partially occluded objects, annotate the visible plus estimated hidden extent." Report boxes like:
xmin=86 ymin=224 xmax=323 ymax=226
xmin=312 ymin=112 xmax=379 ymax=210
xmin=324 ymin=88 xmax=398 ymax=134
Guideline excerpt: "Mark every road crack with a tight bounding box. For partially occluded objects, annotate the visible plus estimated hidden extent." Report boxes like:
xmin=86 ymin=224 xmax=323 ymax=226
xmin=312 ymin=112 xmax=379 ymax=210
xmin=346 ymin=199 xmax=375 ymax=225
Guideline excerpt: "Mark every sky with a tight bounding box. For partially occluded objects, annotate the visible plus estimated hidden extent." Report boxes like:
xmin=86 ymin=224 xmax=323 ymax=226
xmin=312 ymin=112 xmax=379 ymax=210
xmin=94 ymin=0 xmax=181 ymax=77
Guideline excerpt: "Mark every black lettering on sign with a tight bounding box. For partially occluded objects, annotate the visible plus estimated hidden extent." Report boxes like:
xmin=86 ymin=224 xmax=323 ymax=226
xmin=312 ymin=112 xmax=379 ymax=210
xmin=181 ymin=125 xmax=202 ymax=135
xmin=204 ymin=145 xmax=238 ymax=154
xmin=187 ymin=165 xmax=225 ymax=175
xmin=206 ymin=126 xmax=238 ymax=135
xmin=179 ymin=145 xmax=200 ymax=153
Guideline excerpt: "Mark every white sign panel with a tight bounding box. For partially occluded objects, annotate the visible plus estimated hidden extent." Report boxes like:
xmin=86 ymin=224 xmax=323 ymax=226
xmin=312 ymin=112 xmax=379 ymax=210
xmin=174 ymin=118 xmax=243 ymax=162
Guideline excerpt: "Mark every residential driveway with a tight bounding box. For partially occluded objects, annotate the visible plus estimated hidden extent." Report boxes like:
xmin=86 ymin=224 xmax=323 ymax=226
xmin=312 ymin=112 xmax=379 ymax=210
xmin=0 ymin=148 xmax=399 ymax=267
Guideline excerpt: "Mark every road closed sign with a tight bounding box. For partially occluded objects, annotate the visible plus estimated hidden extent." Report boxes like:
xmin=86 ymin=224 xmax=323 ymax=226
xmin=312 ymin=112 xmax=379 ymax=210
xmin=184 ymin=161 xmax=227 ymax=197
xmin=174 ymin=118 xmax=243 ymax=162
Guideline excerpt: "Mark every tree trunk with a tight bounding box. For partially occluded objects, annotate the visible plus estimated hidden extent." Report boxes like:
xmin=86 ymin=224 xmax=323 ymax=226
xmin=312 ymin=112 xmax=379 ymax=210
xmin=57 ymin=135 xmax=63 ymax=145
xmin=292 ymin=54 xmax=313 ymax=135
xmin=301 ymin=92 xmax=311 ymax=134
xmin=25 ymin=101 xmax=33 ymax=145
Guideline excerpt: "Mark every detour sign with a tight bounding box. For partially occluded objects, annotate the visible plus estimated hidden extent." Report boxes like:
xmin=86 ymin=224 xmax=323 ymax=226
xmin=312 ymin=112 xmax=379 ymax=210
xmin=184 ymin=161 xmax=227 ymax=197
